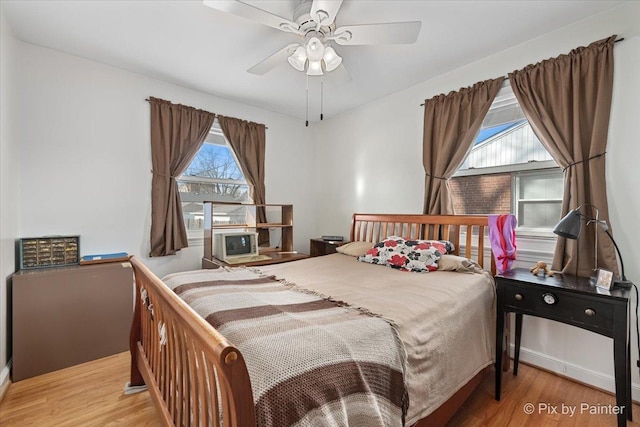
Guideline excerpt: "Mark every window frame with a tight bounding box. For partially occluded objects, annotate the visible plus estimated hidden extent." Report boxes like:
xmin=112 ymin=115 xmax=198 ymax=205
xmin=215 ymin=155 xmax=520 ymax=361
xmin=512 ymin=168 xmax=564 ymax=238
xmin=452 ymin=80 xmax=563 ymax=238
xmin=178 ymin=122 xmax=250 ymax=242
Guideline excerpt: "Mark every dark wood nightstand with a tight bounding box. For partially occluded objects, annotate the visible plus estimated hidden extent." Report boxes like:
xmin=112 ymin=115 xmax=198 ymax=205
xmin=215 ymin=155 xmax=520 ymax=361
xmin=495 ymin=268 xmax=631 ymax=427
xmin=309 ymin=238 xmax=349 ymax=257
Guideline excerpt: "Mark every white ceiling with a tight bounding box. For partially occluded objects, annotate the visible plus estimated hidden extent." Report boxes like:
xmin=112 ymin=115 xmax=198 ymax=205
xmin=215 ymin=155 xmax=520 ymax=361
xmin=1 ymin=0 xmax=626 ymax=122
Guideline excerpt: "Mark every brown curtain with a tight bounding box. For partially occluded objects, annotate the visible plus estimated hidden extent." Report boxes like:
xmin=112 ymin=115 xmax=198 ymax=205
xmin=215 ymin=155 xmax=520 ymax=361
xmin=218 ymin=116 xmax=269 ymax=246
xmin=509 ymin=36 xmax=617 ymax=278
xmin=422 ymin=77 xmax=504 ymax=214
xmin=149 ymin=97 xmax=215 ymax=257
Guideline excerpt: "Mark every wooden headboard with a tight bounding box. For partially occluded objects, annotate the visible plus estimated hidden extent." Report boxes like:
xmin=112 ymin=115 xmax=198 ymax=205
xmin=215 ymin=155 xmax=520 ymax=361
xmin=350 ymin=213 xmax=496 ymax=274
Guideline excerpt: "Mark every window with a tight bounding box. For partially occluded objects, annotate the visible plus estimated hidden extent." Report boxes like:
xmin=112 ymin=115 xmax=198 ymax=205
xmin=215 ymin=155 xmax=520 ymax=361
xmin=451 ymin=82 xmax=563 ymax=236
xmin=514 ymin=169 xmax=563 ymax=231
xmin=178 ymin=123 xmax=249 ymax=239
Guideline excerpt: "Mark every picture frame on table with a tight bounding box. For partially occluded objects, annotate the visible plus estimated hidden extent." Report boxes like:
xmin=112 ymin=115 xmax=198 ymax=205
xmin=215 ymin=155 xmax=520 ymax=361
xmin=595 ymin=268 xmax=614 ymax=290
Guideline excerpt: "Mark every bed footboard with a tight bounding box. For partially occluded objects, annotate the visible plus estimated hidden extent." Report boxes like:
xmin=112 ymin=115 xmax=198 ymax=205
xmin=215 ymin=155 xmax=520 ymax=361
xmin=129 ymin=256 xmax=255 ymax=427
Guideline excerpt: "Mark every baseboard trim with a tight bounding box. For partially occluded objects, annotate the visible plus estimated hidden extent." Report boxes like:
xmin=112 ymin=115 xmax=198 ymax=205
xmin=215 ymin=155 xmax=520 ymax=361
xmin=0 ymin=359 xmax=12 ymax=404
xmin=513 ymin=344 xmax=640 ymax=402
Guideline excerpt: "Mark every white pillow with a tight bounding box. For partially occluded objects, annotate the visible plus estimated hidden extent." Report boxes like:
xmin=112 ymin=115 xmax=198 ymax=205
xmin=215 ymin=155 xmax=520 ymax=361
xmin=438 ymin=254 xmax=479 ymax=272
xmin=335 ymin=241 xmax=376 ymax=257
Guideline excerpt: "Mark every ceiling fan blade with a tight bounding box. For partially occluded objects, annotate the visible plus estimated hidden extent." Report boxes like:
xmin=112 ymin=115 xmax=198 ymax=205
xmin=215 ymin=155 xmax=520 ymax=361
xmin=203 ymin=0 xmax=301 ymax=34
xmin=333 ymin=21 xmax=422 ymax=45
xmin=310 ymin=0 xmax=343 ymax=27
xmin=248 ymin=43 xmax=299 ymax=75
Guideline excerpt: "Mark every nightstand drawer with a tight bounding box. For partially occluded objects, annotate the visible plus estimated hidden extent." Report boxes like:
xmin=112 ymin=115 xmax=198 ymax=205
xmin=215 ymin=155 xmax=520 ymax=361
xmin=503 ymin=282 xmax=615 ymax=333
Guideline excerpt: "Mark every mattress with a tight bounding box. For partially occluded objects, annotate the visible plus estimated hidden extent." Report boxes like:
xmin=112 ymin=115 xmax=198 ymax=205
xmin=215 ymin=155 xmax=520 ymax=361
xmin=256 ymin=253 xmax=496 ymax=425
xmin=162 ymin=252 xmax=496 ymax=425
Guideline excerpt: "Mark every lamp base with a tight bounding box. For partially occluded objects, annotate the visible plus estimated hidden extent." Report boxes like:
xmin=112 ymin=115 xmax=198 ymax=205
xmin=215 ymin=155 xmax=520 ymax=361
xmin=613 ymin=279 xmax=632 ymax=289
xmin=588 ymin=275 xmax=631 ymax=290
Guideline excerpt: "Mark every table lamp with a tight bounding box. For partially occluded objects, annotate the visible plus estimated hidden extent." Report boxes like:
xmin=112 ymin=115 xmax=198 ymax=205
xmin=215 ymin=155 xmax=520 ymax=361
xmin=553 ymin=204 xmax=630 ymax=287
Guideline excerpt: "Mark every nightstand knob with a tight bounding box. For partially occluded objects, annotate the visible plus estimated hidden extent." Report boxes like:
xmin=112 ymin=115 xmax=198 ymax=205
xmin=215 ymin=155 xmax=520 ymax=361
xmin=542 ymin=293 xmax=557 ymax=305
xmin=585 ymin=308 xmax=596 ymax=317
xmin=515 ymin=293 xmax=523 ymax=301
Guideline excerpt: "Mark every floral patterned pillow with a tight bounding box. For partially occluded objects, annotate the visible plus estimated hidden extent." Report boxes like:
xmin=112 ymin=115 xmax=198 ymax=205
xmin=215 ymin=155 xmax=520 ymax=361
xmin=388 ymin=242 xmax=443 ymax=272
xmin=404 ymin=239 xmax=455 ymax=254
xmin=357 ymin=236 xmax=405 ymax=265
xmin=357 ymin=236 xmax=447 ymax=272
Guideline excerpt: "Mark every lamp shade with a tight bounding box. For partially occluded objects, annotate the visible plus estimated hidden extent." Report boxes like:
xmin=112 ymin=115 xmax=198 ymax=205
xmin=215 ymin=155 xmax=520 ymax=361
xmin=323 ymin=46 xmax=342 ymax=72
xmin=553 ymin=208 xmax=582 ymax=239
xmin=287 ymin=46 xmax=307 ymax=71
xmin=306 ymin=37 xmax=325 ymax=61
xmin=306 ymin=59 xmax=323 ymax=76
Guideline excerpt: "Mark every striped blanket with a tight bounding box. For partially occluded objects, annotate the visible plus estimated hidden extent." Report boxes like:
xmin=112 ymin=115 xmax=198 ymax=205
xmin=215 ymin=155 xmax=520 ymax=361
xmin=163 ymin=267 xmax=408 ymax=427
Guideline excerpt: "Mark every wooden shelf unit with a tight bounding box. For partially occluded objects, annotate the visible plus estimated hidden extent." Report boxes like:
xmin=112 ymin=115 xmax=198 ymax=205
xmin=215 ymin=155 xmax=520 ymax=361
xmin=203 ymin=202 xmax=301 ymax=266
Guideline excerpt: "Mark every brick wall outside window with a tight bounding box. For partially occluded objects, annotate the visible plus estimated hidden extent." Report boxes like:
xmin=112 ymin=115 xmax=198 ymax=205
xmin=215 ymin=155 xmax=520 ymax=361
xmin=450 ymin=173 xmax=512 ymax=215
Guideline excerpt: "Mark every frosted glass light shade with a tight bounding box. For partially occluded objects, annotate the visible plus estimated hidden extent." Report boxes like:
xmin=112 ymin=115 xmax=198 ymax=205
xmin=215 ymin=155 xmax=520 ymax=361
xmin=287 ymin=46 xmax=307 ymax=71
xmin=323 ymin=46 xmax=342 ymax=72
xmin=306 ymin=60 xmax=323 ymax=76
xmin=306 ymin=37 xmax=325 ymax=62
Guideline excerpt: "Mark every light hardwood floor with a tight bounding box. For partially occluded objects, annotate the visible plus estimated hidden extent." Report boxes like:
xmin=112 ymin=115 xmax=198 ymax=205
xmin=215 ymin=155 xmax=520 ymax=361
xmin=1 ymin=352 xmax=638 ymax=426
xmin=450 ymin=362 xmax=640 ymax=427
xmin=0 ymin=352 xmax=160 ymax=426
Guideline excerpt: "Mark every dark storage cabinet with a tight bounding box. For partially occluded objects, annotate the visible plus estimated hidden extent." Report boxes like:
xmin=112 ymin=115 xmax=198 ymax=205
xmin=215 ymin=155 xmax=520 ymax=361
xmin=12 ymin=262 xmax=134 ymax=381
xmin=309 ymin=238 xmax=349 ymax=257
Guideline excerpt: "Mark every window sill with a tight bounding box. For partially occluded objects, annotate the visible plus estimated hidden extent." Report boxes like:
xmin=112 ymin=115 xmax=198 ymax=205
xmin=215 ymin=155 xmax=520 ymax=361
xmin=187 ymin=236 xmax=204 ymax=246
xmin=516 ymin=229 xmax=557 ymax=240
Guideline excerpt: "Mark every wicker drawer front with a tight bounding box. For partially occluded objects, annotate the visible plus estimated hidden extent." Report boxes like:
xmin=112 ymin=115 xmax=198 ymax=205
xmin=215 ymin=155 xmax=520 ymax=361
xmin=18 ymin=236 xmax=79 ymax=269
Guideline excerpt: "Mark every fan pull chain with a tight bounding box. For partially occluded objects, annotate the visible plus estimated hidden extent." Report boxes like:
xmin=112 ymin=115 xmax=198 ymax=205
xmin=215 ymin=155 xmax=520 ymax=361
xmin=305 ymin=75 xmax=309 ymax=127
xmin=320 ymin=79 xmax=324 ymax=121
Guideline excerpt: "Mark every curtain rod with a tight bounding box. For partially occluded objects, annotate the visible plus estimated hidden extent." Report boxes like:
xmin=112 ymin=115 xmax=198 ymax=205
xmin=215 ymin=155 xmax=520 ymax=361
xmin=419 ymin=37 xmax=624 ymax=107
xmin=144 ymin=98 xmax=268 ymax=129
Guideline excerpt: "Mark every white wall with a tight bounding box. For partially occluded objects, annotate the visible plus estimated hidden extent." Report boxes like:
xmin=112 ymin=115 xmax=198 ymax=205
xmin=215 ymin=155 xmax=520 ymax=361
xmin=0 ymin=8 xmax=21 ymax=390
xmin=13 ymin=42 xmax=316 ymax=279
xmin=0 ymin=26 xmax=317 ymax=378
xmin=314 ymin=2 xmax=640 ymax=398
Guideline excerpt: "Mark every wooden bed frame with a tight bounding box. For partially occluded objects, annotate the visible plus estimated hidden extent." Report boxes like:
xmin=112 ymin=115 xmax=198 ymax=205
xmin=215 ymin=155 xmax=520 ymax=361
xmin=129 ymin=213 xmax=497 ymax=427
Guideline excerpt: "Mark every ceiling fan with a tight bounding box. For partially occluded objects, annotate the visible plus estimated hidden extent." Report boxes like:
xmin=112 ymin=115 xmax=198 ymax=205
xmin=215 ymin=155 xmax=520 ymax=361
xmin=203 ymin=0 xmax=422 ymax=77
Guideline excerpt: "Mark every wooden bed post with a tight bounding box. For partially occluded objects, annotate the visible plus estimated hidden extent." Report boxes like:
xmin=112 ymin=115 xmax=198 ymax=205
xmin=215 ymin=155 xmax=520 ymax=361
xmin=129 ymin=277 xmax=145 ymax=387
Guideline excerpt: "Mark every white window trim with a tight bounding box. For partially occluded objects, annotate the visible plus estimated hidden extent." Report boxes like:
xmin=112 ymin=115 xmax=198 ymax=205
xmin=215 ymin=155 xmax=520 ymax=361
xmin=178 ymin=175 xmax=247 ymax=186
xmin=454 ymin=160 xmax=558 ymax=177
xmin=512 ymin=168 xmax=563 ymax=238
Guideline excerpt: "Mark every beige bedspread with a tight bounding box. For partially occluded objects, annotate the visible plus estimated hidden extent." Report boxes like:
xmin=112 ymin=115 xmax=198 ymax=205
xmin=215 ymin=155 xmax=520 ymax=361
xmin=257 ymin=253 xmax=496 ymax=425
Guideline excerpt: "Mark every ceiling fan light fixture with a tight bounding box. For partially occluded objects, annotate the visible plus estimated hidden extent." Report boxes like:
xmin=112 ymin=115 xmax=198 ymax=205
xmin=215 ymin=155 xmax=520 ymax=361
xmin=285 ymin=38 xmax=342 ymax=76
xmin=306 ymin=36 xmax=325 ymax=62
xmin=306 ymin=59 xmax=324 ymax=76
xmin=322 ymin=46 xmax=342 ymax=72
xmin=287 ymin=46 xmax=307 ymax=71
